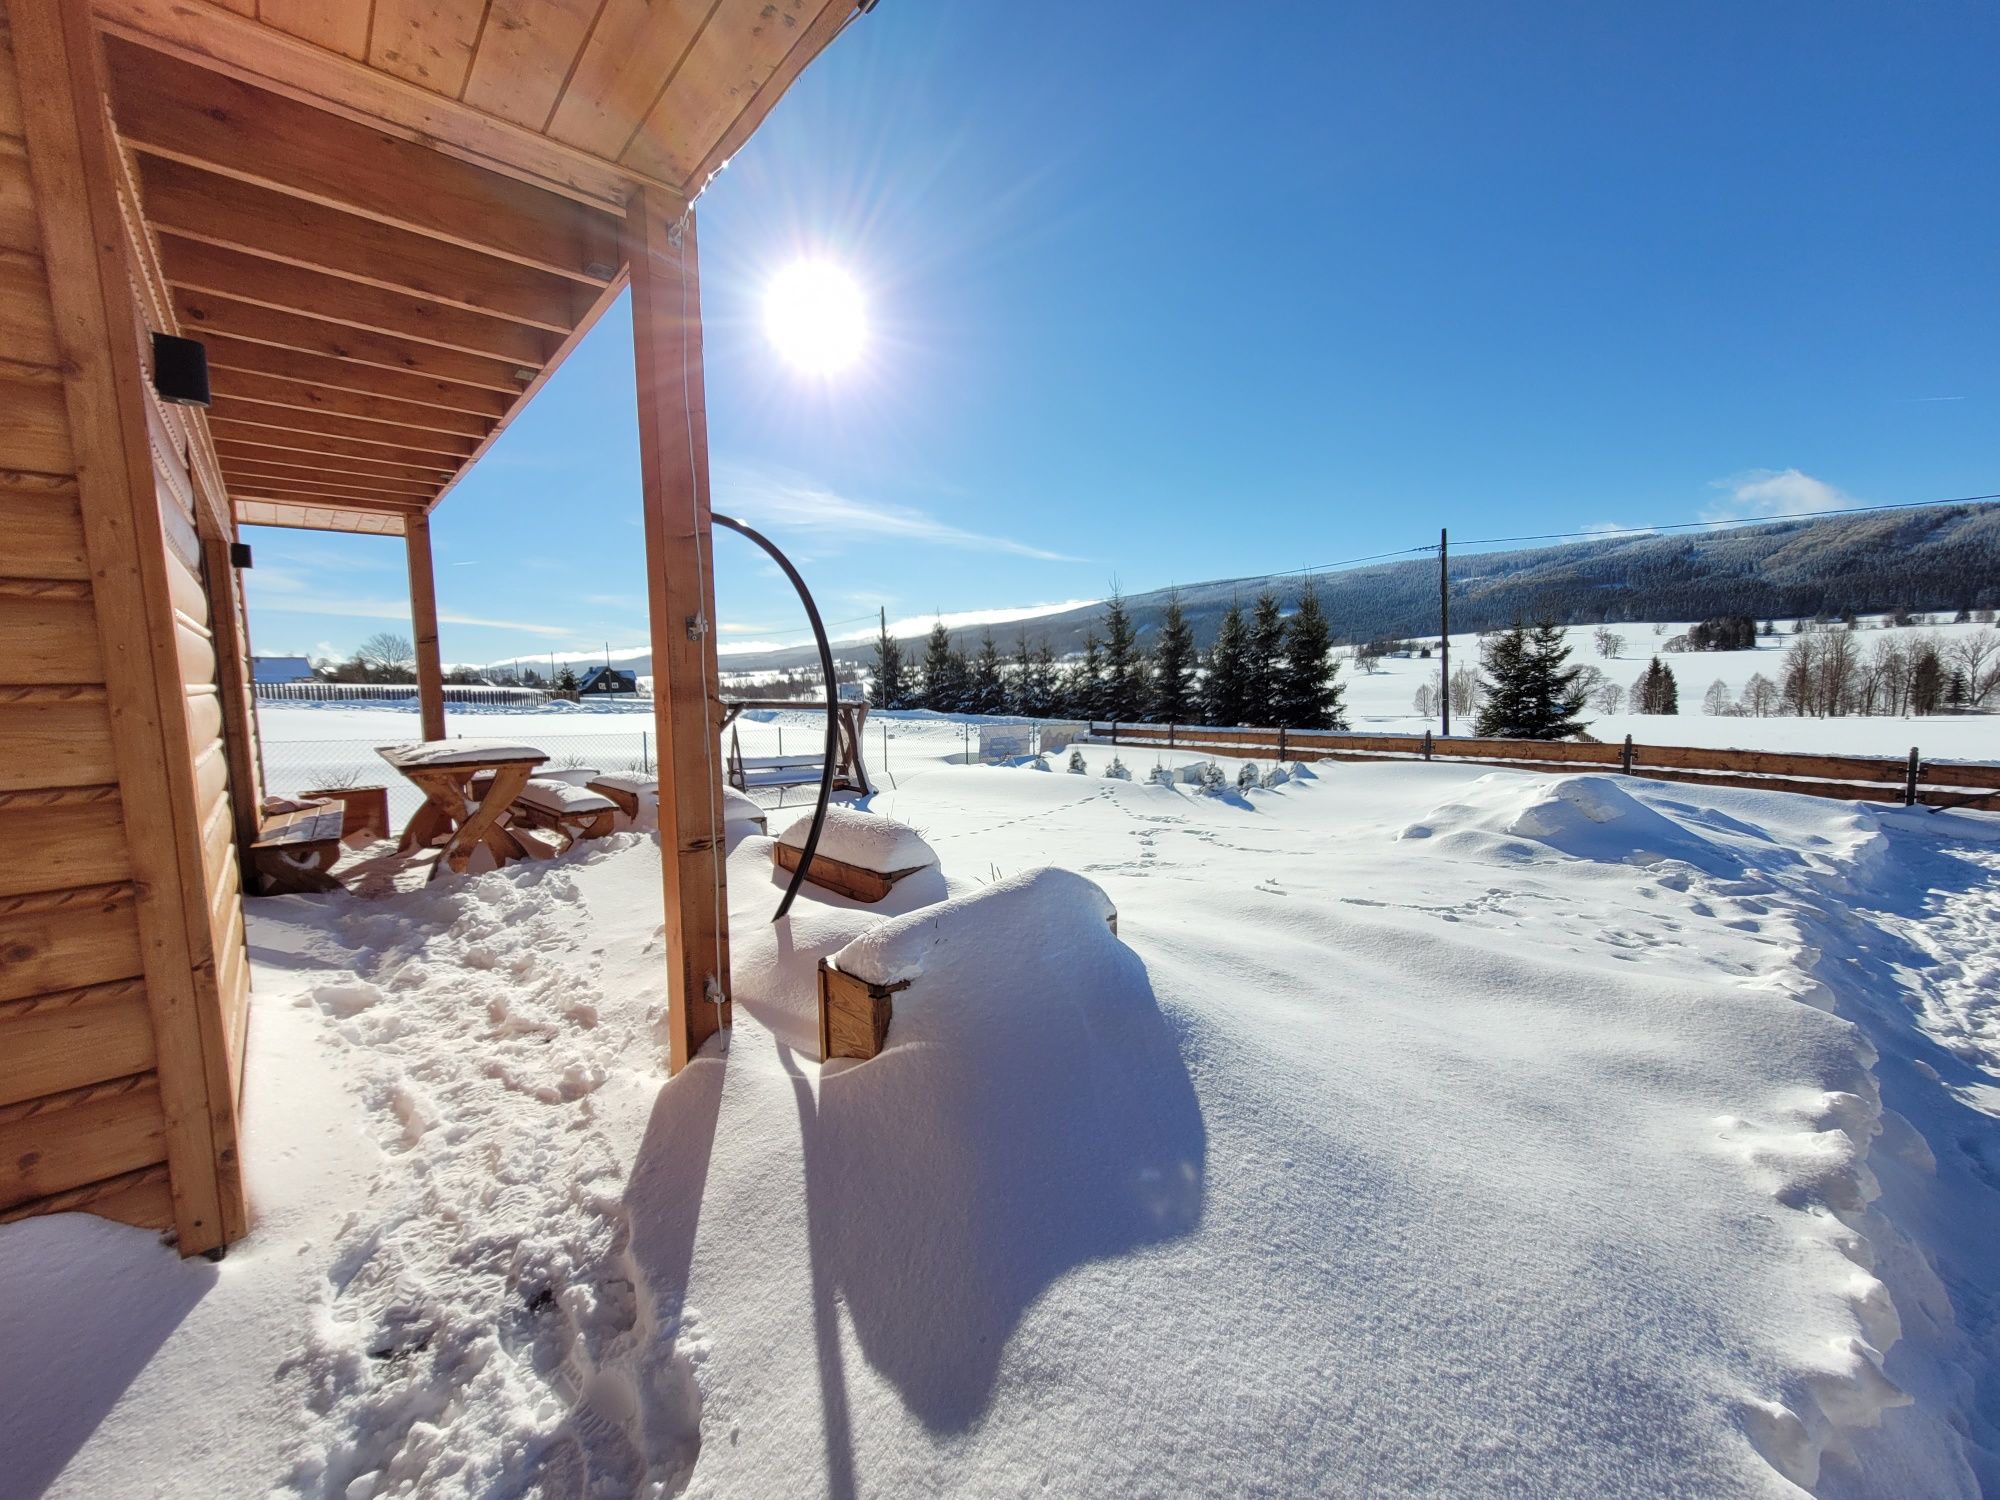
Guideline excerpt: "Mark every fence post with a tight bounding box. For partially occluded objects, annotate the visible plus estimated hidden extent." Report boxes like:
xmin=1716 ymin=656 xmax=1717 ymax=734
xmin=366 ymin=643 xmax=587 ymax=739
xmin=1168 ymin=722 xmax=1176 ymax=749
xmin=1620 ymin=735 xmax=1635 ymax=775
xmin=1905 ymin=746 xmax=1920 ymax=807
xmin=1278 ymin=726 xmax=1288 ymax=762
xmin=642 ymin=730 xmax=649 ymax=775
xmin=1111 ymin=720 xmax=1119 ymax=746
xmin=1422 ymin=729 xmax=1432 ymax=762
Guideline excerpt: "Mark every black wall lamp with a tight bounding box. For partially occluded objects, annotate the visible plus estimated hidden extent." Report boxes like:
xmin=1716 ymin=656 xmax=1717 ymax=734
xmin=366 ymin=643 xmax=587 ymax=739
xmin=150 ymin=331 xmax=211 ymax=407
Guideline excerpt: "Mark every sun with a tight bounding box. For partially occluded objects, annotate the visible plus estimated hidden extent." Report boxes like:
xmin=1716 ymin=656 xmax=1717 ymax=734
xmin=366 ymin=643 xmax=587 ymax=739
xmin=763 ymin=260 xmax=867 ymax=375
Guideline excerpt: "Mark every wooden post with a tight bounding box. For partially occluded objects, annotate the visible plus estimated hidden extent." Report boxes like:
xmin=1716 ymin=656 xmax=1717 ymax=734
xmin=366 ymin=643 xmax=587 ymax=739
xmin=1439 ymin=527 xmax=1451 ymax=738
xmin=1621 ymin=734 xmax=1635 ymax=775
xmin=626 ymin=190 xmax=730 ymax=1073
xmin=1422 ymin=729 xmax=1432 ymax=761
xmin=405 ymin=512 xmax=445 ymax=742
xmin=1905 ymin=746 xmax=1920 ymax=807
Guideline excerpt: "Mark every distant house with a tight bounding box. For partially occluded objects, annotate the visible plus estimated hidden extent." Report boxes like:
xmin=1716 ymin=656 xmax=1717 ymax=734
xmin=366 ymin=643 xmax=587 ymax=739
xmin=577 ymin=665 xmax=638 ymax=696
xmin=252 ymin=655 xmax=315 ymax=684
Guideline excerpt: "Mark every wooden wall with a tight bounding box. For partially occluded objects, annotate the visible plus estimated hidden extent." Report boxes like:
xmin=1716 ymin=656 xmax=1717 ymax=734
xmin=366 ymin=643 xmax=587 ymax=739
xmin=0 ymin=0 xmax=250 ymax=1254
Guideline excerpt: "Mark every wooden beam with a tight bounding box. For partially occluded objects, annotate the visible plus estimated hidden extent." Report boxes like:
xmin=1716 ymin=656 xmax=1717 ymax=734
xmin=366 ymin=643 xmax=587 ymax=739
xmin=161 ymin=238 xmax=559 ymax=367
xmin=94 ymin=0 xmax=674 ymax=213
xmin=13 ymin=0 xmax=242 ymax=1253
xmin=405 ymin=512 xmax=445 ymax=741
xmin=683 ymin=0 xmax=860 ymax=196
xmin=137 ymin=156 xmax=589 ymax=334
xmin=626 ymin=191 xmax=729 ymax=1073
xmin=200 ymin=335 xmax=513 ymax=419
xmin=106 ymin=37 xmax=623 ymax=284
xmin=175 ymin=291 xmax=534 ymax=395
xmin=218 ymin=460 xmax=438 ymax=500
xmin=209 ymin=369 xmax=495 ymax=440
xmin=212 ymin=439 xmax=456 ymax=487
xmin=207 ymin=419 xmax=467 ymax=474
xmin=205 ymin=395 xmax=480 ymax=458
xmin=220 ymin=474 xmax=435 ymax=508
xmin=198 ymin=512 xmax=261 ymax=857
xmin=228 ymin=482 xmax=424 ymax=514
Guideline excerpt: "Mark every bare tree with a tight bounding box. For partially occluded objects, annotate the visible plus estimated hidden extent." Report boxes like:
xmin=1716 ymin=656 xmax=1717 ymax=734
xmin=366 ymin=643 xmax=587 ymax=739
xmin=1702 ymin=679 xmax=1734 ymax=716
xmin=1592 ymin=626 xmax=1625 ymax=659
xmin=1594 ymin=681 xmax=1623 ymax=714
xmin=1448 ymin=663 xmax=1482 ymax=717
xmin=1949 ymin=628 xmax=1998 ymax=695
xmin=1412 ymin=681 xmax=1438 ymax=717
xmin=356 ymin=632 xmax=416 ymax=674
xmin=1741 ymin=672 xmax=1779 ymax=717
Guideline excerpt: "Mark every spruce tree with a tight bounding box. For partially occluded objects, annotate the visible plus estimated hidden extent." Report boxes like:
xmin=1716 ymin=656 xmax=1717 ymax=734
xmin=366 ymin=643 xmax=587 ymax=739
xmin=1274 ymin=581 xmax=1345 ymax=729
xmin=1633 ymin=656 xmax=1680 ymax=715
xmin=919 ymin=620 xmax=955 ymax=710
xmin=871 ymin=620 xmax=905 ymax=709
xmin=1476 ymin=622 xmax=1590 ymax=738
xmin=1030 ymin=640 xmax=1059 ymax=717
xmin=968 ymin=631 xmax=1004 ymax=715
xmin=1203 ymin=599 xmax=1250 ymax=726
xmin=1009 ymin=634 xmax=1035 ymax=716
xmin=1100 ymin=588 xmax=1142 ymax=722
xmin=1245 ymin=591 xmax=1285 ymax=722
xmin=1069 ymin=633 xmax=1105 ymax=720
xmin=1148 ymin=591 xmax=1197 ymax=724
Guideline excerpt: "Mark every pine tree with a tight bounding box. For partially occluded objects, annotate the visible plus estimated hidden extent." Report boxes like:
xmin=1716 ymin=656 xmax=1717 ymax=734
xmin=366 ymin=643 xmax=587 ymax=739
xmin=1632 ymin=656 xmax=1680 ymax=715
xmin=1030 ymin=640 xmax=1059 ymax=717
xmin=968 ymin=631 xmax=1004 ymax=715
xmin=1100 ymin=588 xmax=1142 ymax=722
xmin=1245 ymin=591 xmax=1285 ymax=720
xmin=1475 ymin=622 xmax=1590 ymax=738
xmin=1202 ymin=599 xmax=1250 ymax=726
xmin=1274 ymin=580 xmax=1345 ymax=729
xmin=871 ymin=620 xmax=905 ymax=709
xmin=1009 ymin=634 xmax=1036 ymax=716
xmin=1148 ymin=591 xmax=1197 ymax=724
xmin=1067 ymin=633 xmax=1105 ymax=720
xmin=919 ymin=620 xmax=955 ymax=711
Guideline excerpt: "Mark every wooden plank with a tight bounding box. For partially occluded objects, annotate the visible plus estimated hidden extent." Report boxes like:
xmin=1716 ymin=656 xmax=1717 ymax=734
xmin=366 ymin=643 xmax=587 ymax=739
xmin=0 ymin=7 xmax=21 ymax=141
xmin=462 ymin=0 xmax=602 ymax=130
xmin=622 ymin=0 xmax=818 ymax=186
xmin=0 ymin=372 xmax=74 ymax=474
xmin=105 ymin=34 xmax=620 ymax=282
xmin=367 ymin=0 xmax=491 ymax=99
xmin=0 ymin=251 xmax=60 ymax=367
xmin=162 ymin=237 xmax=560 ymax=367
xmin=0 ymin=979 xmax=156 ymax=1107
xmin=202 ymin=334 xmax=514 ymax=419
xmin=0 ymin=1072 xmax=168 ymax=1212
xmin=0 ymin=884 xmax=144 ymax=1003
xmin=683 ymin=0 xmax=857 ymax=193
xmin=201 ymin=527 xmax=261 ymax=852
xmin=220 ymin=463 xmax=438 ymax=501
xmin=208 ymin=420 xmax=467 ymax=474
xmin=137 ymin=155 xmax=589 ymax=334
xmin=0 ymin=689 xmax=117 ymax=789
xmin=548 ymin=0 xmax=709 ymax=161
xmin=0 ymin=792 xmax=131 ymax=897
xmin=0 ymin=590 xmax=102 ymax=684
xmin=233 ymin=498 xmax=406 ymax=536
xmin=254 ymin=0 xmax=370 ymax=61
xmin=1630 ymin=741 xmax=1911 ymax=785
xmin=176 ymin=290 xmax=534 ymax=395
xmin=0 ymin=135 xmax=38 ymax=252
xmin=13 ymin=0 xmax=241 ymax=1253
xmin=0 ymin=483 xmax=89 ymax=578
xmin=225 ymin=478 xmax=426 ymax=514
xmin=1918 ymin=760 xmax=2000 ymax=791
xmin=627 ymin=193 xmax=729 ymax=1072
xmin=0 ymin=1161 xmax=176 ymax=1231
xmin=206 ymin=393 xmax=481 ymax=457
xmin=210 ymin=368 xmax=495 ymax=440
xmin=215 ymin=440 xmax=456 ymax=486
xmin=405 ymin=512 xmax=446 ymax=741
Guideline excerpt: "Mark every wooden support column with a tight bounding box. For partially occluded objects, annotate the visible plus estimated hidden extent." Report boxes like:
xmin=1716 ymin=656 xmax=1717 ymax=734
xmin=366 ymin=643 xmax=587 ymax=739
xmin=625 ymin=189 xmax=730 ymax=1073
xmin=405 ymin=511 xmax=446 ymax=741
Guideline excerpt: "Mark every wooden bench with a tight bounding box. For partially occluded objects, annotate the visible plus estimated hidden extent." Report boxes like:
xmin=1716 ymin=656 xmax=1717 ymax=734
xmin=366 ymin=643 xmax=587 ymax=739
xmin=249 ymin=800 xmax=346 ymax=895
xmin=730 ymin=751 xmax=827 ymax=792
xmin=508 ymin=777 xmax=618 ymax=851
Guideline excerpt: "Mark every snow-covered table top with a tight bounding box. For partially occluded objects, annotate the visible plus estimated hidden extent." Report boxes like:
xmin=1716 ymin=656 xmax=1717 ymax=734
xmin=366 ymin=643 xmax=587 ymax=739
xmin=776 ymin=804 xmax=936 ymax=873
xmin=375 ymin=741 xmax=547 ymax=771
xmin=514 ymin=778 xmax=617 ymax=815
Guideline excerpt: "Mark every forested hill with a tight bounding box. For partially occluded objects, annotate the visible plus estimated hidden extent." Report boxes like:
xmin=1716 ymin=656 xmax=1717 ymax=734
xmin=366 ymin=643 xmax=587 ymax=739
xmin=723 ymin=500 xmax=2000 ymax=672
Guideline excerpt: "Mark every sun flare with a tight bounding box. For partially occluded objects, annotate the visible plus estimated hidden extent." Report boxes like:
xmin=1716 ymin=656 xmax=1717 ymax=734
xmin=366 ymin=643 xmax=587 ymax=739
xmin=763 ymin=260 xmax=867 ymax=375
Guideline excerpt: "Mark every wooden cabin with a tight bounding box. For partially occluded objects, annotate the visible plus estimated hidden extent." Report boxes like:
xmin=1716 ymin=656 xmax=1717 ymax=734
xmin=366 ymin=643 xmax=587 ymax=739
xmin=0 ymin=0 xmax=862 ymax=1256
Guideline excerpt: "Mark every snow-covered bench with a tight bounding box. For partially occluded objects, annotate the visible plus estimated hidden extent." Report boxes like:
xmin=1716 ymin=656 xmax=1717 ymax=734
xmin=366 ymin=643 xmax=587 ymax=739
xmin=731 ymin=752 xmax=826 ymax=791
xmin=774 ymin=805 xmax=937 ymax=904
xmin=249 ymin=797 xmax=345 ymax=895
xmin=507 ymin=777 xmax=617 ymax=851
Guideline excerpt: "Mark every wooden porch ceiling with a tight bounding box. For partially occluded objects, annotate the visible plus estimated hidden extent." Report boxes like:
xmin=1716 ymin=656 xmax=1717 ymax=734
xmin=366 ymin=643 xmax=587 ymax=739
xmin=95 ymin=0 xmax=861 ymax=537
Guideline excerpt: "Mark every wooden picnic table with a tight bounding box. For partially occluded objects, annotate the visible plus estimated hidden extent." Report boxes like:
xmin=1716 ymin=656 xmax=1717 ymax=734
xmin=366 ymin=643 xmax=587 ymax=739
xmin=376 ymin=741 xmax=547 ymax=878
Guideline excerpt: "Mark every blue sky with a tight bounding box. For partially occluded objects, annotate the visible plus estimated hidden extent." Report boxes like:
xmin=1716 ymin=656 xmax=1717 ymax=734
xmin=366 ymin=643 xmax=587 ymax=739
xmin=246 ymin=1 xmax=1998 ymax=667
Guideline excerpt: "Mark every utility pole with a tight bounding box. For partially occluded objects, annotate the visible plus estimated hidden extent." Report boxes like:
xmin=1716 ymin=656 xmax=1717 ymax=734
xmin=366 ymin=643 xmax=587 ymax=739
xmin=1439 ymin=527 xmax=1451 ymax=737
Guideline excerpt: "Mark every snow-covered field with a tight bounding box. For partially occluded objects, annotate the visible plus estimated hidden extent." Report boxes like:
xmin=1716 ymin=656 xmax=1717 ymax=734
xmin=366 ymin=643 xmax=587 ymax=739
xmin=5 ymin=711 xmax=1998 ymax=1497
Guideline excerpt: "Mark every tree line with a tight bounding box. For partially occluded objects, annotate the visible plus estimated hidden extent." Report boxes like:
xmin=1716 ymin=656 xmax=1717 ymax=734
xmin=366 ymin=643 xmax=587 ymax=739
xmin=871 ymin=585 xmax=1348 ymax=730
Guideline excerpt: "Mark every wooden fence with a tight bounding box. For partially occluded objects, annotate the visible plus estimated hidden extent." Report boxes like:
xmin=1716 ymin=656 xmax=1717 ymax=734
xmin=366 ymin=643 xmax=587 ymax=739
xmin=1084 ymin=722 xmax=2000 ymax=812
xmin=254 ymin=682 xmax=555 ymax=706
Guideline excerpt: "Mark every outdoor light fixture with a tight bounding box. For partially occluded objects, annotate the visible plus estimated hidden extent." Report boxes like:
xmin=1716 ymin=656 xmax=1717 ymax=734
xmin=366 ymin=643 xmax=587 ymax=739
xmin=230 ymin=542 xmax=253 ymax=569
xmin=149 ymin=331 xmax=210 ymax=407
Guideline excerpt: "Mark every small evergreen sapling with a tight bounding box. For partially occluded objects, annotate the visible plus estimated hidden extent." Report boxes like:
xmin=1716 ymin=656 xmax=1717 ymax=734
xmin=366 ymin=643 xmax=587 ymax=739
xmin=1068 ymin=747 xmax=1087 ymax=774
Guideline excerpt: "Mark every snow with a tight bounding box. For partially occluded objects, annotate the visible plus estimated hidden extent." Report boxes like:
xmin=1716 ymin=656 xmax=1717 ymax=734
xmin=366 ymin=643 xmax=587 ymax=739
xmin=775 ymin=803 xmax=938 ymax=874
xmin=374 ymin=740 xmax=547 ymax=769
xmin=6 ymin=714 xmax=1999 ymax=1498
xmin=513 ymin=778 xmax=617 ymax=816
xmin=831 ymin=865 xmax=1114 ymax=986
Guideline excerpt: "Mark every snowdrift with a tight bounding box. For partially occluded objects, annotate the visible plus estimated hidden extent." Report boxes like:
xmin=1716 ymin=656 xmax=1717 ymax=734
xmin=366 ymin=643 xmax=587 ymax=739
xmin=777 ymin=804 xmax=938 ymax=874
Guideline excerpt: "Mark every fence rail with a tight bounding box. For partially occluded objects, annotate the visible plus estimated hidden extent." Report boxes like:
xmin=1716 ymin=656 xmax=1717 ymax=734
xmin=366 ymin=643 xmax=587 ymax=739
xmin=1085 ymin=722 xmax=2000 ymax=812
xmin=255 ymin=682 xmax=555 ymax=706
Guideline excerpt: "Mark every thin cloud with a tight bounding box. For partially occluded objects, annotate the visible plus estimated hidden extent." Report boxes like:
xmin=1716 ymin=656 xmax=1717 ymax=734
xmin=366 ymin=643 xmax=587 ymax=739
xmin=1895 ymin=395 xmax=1964 ymax=403
xmin=247 ymin=588 xmax=583 ymax=639
xmin=1703 ymin=468 xmax=1862 ymax=522
xmin=712 ymin=460 xmax=1081 ymax=562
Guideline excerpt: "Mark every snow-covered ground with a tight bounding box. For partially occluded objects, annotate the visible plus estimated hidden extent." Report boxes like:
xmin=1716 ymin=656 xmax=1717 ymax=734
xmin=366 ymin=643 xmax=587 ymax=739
xmin=1346 ymin=618 xmax=1999 ymax=759
xmin=5 ymin=714 xmax=1998 ymax=1498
